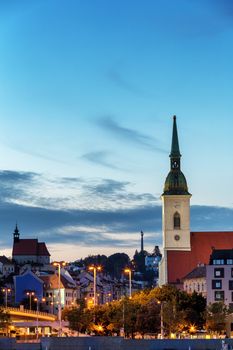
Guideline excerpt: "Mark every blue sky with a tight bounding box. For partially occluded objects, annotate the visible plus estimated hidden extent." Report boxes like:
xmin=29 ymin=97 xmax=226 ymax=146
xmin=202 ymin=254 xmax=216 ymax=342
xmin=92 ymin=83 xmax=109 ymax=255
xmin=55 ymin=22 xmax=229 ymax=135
xmin=1 ymin=0 xmax=233 ymax=261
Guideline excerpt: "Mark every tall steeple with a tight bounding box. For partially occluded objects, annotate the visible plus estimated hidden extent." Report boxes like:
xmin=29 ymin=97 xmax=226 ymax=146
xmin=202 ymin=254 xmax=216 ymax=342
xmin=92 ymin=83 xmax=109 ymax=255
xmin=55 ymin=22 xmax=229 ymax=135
xmin=163 ymin=116 xmax=189 ymax=195
xmin=170 ymin=115 xmax=181 ymax=170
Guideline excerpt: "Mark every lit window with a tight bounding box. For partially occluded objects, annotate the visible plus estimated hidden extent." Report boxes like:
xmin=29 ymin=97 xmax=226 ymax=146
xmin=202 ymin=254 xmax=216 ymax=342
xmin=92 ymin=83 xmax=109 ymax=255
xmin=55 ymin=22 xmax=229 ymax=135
xmin=214 ymin=268 xmax=224 ymax=278
xmin=215 ymin=291 xmax=224 ymax=301
xmin=213 ymin=259 xmax=224 ymax=265
xmin=212 ymin=280 xmax=222 ymax=289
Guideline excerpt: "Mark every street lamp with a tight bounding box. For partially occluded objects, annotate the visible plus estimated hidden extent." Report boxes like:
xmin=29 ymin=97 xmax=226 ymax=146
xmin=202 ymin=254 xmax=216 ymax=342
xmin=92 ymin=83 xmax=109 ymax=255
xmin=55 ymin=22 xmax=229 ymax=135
xmin=157 ymin=300 xmax=164 ymax=339
xmin=88 ymin=266 xmax=101 ymax=306
xmin=2 ymin=288 xmax=11 ymax=308
xmin=53 ymin=261 xmax=66 ymax=337
xmin=124 ymin=268 xmax=132 ymax=298
xmin=26 ymin=291 xmax=35 ymax=310
xmin=34 ymin=297 xmax=45 ymax=339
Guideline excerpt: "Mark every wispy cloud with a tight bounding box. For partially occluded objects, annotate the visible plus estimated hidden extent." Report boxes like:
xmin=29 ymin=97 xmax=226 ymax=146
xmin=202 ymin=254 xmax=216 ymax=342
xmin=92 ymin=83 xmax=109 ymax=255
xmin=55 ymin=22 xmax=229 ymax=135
xmin=4 ymin=142 xmax=67 ymax=164
xmin=97 ymin=116 xmax=167 ymax=153
xmin=86 ymin=179 xmax=130 ymax=195
xmin=1 ymin=169 xmax=233 ymax=259
xmin=82 ymin=151 xmax=120 ymax=170
xmin=107 ymin=68 xmax=144 ymax=96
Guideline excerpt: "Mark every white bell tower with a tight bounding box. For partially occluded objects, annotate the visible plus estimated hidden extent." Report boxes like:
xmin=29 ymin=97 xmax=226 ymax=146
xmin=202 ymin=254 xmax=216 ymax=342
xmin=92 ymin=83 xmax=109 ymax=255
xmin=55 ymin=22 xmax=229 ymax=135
xmin=159 ymin=116 xmax=191 ymax=285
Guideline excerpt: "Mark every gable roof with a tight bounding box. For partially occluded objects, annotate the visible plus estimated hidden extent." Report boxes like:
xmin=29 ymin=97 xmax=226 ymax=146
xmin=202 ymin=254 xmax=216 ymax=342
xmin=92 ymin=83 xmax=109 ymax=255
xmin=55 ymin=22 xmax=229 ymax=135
xmin=40 ymin=273 xmax=76 ymax=289
xmin=12 ymin=239 xmax=50 ymax=256
xmin=0 ymin=255 xmax=13 ymax=265
xmin=183 ymin=265 xmax=206 ymax=280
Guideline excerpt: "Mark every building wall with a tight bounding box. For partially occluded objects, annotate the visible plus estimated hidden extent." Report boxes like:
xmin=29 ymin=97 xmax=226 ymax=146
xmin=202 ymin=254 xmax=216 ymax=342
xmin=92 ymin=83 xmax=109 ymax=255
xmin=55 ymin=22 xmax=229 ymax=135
xmin=13 ymin=255 xmax=38 ymax=264
xmin=14 ymin=272 xmax=43 ymax=304
xmin=183 ymin=277 xmax=206 ymax=297
xmin=206 ymin=264 xmax=233 ymax=306
xmin=43 ymin=288 xmax=77 ymax=314
xmin=162 ymin=195 xmax=191 ymax=251
xmin=0 ymin=262 xmax=15 ymax=276
xmin=13 ymin=255 xmax=49 ymax=265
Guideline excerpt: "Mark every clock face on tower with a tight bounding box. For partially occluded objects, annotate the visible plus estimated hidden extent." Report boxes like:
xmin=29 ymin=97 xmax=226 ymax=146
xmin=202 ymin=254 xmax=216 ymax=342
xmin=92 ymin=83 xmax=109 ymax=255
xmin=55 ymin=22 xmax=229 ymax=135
xmin=174 ymin=234 xmax=180 ymax=241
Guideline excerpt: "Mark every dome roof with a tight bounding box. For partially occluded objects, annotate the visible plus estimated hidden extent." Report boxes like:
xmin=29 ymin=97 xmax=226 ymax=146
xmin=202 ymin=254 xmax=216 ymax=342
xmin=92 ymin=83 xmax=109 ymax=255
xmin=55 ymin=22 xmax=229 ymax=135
xmin=163 ymin=170 xmax=190 ymax=195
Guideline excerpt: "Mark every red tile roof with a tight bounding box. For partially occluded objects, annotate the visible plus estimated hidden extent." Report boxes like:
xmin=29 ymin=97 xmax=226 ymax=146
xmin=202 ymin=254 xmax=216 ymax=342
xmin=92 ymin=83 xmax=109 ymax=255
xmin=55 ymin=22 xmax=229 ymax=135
xmin=40 ymin=274 xmax=76 ymax=289
xmin=167 ymin=231 xmax=233 ymax=283
xmin=12 ymin=239 xmax=50 ymax=256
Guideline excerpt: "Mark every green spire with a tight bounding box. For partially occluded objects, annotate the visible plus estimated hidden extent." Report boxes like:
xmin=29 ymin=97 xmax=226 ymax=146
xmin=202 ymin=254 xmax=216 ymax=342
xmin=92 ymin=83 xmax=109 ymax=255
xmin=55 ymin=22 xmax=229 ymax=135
xmin=170 ymin=115 xmax=181 ymax=158
xmin=162 ymin=116 xmax=190 ymax=196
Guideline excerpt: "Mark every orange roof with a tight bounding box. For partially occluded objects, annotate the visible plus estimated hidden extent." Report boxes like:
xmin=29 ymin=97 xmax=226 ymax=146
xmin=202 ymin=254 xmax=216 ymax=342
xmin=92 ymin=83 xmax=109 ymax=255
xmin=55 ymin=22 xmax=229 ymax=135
xmin=12 ymin=239 xmax=50 ymax=256
xmin=40 ymin=274 xmax=76 ymax=289
xmin=167 ymin=231 xmax=233 ymax=283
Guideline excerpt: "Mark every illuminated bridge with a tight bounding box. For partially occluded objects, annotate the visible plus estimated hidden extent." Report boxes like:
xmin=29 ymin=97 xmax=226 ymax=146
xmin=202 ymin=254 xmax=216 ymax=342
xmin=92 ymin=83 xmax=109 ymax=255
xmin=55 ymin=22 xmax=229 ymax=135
xmin=4 ymin=306 xmax=56 ymax=322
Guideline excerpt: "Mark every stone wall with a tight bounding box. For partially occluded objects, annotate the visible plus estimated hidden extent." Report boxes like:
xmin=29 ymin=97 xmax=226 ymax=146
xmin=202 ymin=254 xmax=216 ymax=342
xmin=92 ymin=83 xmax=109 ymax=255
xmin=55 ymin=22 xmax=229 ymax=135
xmin=1 ymin=337 xmax=233 ymax=350
xmin=40 ymin=337 xmax=233 ymax=350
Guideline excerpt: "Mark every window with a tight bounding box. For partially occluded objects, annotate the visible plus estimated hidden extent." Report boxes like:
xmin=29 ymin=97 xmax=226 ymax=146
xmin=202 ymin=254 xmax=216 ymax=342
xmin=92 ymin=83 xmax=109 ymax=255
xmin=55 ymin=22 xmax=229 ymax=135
xmin=214 ymin=268 xmax=224 ymax=278
xmin=213 ymin=259 xmax=224 ymax=265
xmin=215 ymin=291 xmax=224 ymax=301
xmin=212 ymin=280 xmax=222 ymax=289
xmin=229 ymin=281 xmax=233 ymax=290
xmin=174 ymin=212 xmax=180 ymax=229
xmin=227 ymin=259 xmax=233 ymax=265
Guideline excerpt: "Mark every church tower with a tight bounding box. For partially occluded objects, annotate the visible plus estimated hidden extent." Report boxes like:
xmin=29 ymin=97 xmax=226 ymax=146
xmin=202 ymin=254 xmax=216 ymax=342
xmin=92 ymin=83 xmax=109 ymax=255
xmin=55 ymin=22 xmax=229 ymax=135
xmin=13 ymin=224 xmax=20 ymax=243
xmin=159 ymin=116 xmax=191 ymax=285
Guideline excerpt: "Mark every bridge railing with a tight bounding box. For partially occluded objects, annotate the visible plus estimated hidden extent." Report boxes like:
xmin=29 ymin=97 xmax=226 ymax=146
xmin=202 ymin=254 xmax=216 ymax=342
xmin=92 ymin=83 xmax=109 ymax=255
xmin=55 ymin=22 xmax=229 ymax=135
xmin=4 ymin=306 xmax=56 ymax=318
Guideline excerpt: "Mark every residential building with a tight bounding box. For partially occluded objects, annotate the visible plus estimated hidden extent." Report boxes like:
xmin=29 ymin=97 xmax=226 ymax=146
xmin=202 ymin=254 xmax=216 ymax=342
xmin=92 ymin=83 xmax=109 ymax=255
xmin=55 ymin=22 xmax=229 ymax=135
xmin=0 ymin=255 xmax=15 ymax=277
xmin=14 ymin=270 xmax=44 ymax=304
xmin=206 ymin=249 xmax=233 ymax=308
xmin=40 ymin=270 xmax=77 ymax=315
xmin=183 ymin=264 xmax=206 ymax=297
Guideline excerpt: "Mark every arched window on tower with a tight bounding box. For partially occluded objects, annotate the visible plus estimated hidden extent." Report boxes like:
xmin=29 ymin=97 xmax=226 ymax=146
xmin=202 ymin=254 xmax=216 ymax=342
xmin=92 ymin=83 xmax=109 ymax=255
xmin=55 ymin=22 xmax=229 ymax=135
xmin=174 ymin=212 xmax=181 ymax=229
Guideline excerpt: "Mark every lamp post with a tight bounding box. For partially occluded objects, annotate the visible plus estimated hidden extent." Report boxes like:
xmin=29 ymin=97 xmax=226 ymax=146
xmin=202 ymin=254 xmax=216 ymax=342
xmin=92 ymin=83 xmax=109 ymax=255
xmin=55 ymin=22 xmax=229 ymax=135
xmin=89 ymin=266 xmax=101 ymax=306
xmin=34 ymin=297 xmax=45 ymax=339
xmin=26 ymin=291 xmax=35 ymax=310
xmin=53 ymin=261 xmax=66 ymax=337
xmin=124 ymin=268 xmax=132 ymax=298
xmin=157 ymin=301 xmax=164 ymax=339
xmin=2 ymin=288 xmax=11 ymax=308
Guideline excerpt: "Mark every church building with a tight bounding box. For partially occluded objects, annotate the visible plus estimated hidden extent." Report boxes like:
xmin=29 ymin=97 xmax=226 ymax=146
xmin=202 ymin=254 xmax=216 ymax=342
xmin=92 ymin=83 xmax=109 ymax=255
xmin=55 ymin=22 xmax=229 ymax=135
xmin=159 ymin=116 xmax=233 ymax=286
xmin=12 ymin=224 xmax=50 ymax=265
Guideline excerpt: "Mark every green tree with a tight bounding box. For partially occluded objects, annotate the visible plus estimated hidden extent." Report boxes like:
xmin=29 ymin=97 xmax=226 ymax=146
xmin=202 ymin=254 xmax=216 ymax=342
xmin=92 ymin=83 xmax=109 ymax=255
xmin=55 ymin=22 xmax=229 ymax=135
xmin=105 ymin=253 xmax=130 ymax=279
xmin=206 ymin=302 xmax=228 ymax=334
xmin=64 ymin=299 xmax=93 ymax=335
xmin=82 ymin=255 xmax=108 ymax=269
xmin=0 ymin=308 xmax=11 ymax=335
xmin=133 ymin=250 xmax=146 ymax=274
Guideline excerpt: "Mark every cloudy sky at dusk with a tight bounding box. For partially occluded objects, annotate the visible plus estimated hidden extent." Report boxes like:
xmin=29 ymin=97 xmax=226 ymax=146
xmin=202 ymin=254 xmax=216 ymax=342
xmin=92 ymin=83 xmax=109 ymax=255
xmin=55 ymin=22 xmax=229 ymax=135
xmin=1 ymin=0 xmax=233 ymax=261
